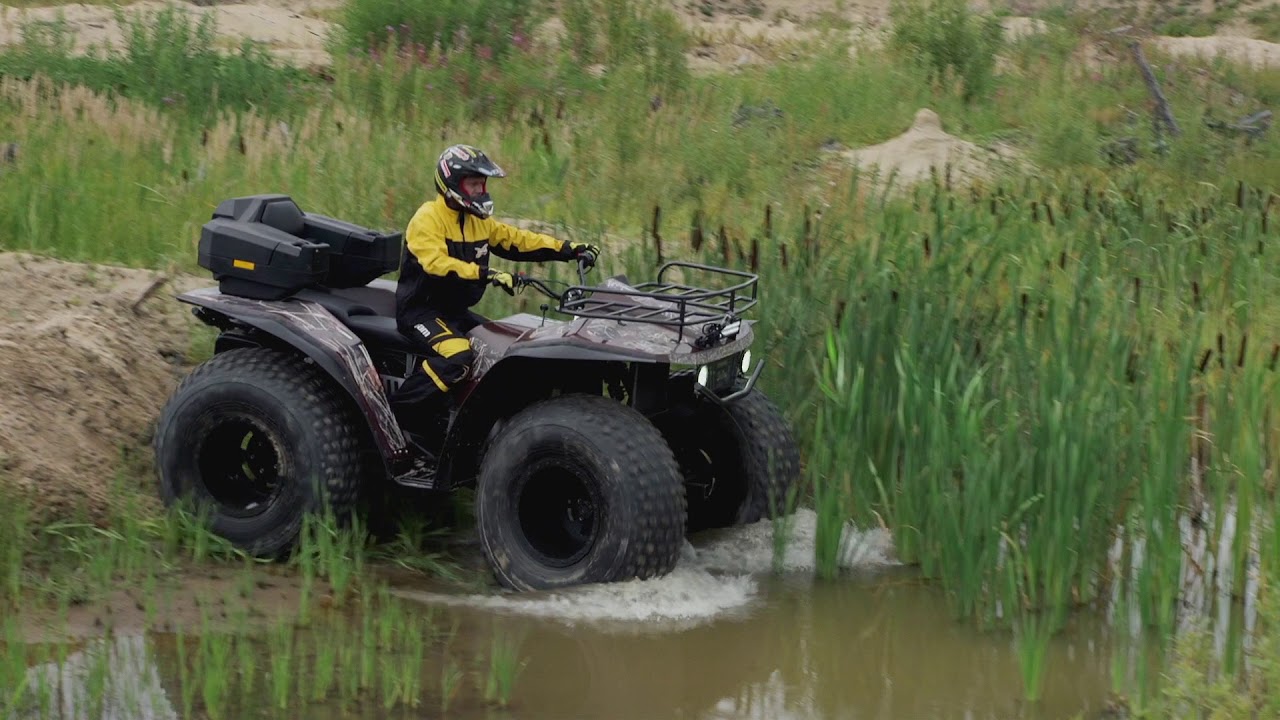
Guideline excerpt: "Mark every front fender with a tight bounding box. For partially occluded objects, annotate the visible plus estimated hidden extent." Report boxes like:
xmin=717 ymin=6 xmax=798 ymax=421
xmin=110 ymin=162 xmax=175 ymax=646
xmin=178 ymin=287 xmax=410 ymax=469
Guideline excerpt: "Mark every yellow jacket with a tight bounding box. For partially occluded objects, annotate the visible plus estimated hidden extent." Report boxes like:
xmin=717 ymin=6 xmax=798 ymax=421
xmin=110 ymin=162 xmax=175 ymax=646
xmin=395 ymin=195 xmax=567 ymax=320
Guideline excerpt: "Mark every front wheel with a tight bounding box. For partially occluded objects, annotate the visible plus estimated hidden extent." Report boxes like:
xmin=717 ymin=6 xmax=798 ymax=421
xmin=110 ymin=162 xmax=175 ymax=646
xmin=668 ymin=389 xmax=801 ymax=532
xmin=475 ymin=395 xmax=687 ymax=591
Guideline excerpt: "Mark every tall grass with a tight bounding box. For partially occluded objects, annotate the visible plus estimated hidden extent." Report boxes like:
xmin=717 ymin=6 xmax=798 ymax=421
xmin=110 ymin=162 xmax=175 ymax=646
xmin=3 ymin=3 xmax=1277 ymax=265
xmin=338 ymin=0 xmax=544 ymax=62
xmin=799 ymin=176 xmax=1279 ymax=702
xmin=889 ymin=0 xmax=1004 ymax=102
xmin=1139 ymin=580 xmax=1280 ymax=719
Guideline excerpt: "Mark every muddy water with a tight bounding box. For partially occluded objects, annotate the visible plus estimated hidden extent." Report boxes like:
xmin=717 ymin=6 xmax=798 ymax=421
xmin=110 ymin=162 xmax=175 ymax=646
xmin=387 ymin=511 xmax=1119 ymax=720
xmin=18 ymin=512 xmax=1124 ymax=720
xmin=407 ymin=572 xmax=1118 ymax=720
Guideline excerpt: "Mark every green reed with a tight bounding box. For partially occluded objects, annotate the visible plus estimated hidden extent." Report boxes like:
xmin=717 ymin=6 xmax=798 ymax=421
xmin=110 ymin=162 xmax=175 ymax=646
xmin=791 ymin=176 xmax=1279 ymax=704
xmin=440 ymin=656 xmax=464 ymax=714
xmin=481 ymin=630 xmax=528 ymax=709
xmin=1 ymin=617 xmax=31 ymax=716
xmin=310 ymin=624 xmax=337 ymax=702
xmin=198 ymin=625 xmax=234 ymax=719
xmin=267 ymin=619 xmax=295 ymax=710
xmin=1 ymin=491 xmax=25 ymax=607
xmin=293 ymin=509 xmax=369 ymax=610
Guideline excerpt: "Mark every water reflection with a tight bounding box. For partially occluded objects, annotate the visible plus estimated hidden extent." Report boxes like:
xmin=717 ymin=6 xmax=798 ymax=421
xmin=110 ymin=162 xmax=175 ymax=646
xmin=20 ymin=635 xmax=177 ymax=720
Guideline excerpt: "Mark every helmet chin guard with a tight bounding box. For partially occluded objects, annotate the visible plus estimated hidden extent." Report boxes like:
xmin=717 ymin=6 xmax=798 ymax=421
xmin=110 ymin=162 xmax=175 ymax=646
xmin=435 ymin=144 xmax=505 ymax=218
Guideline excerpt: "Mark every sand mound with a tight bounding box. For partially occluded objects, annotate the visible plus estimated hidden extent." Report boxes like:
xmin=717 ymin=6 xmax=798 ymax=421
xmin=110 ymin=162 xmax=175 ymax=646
xmin=833 ymin=108 xmax=1025 ymax=189
xmin=1151 ymin=35 xmax=1280 ymax=69
xmin=0 ymin=253 xmax=204 ymax=523
xmin=1001 ymin=16 xmax=1050 ymax=42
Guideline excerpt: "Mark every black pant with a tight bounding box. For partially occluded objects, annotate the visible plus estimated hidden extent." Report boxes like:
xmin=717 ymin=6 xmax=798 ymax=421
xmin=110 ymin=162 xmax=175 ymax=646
xmin=390 ymin=307 xmax=486 ymax=438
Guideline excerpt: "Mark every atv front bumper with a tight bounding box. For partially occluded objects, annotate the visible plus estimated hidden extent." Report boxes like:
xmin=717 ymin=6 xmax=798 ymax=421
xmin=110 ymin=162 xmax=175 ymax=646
xmin=691 ymin=350 xmax=764 ymax=406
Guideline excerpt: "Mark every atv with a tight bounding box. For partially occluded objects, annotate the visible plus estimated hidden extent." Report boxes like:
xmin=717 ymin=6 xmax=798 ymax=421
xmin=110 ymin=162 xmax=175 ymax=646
xmin=154 ymin=194 xmax=800 ymax=590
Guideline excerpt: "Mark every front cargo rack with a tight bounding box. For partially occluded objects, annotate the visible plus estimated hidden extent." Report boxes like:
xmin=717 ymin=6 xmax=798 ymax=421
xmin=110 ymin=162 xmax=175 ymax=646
xmin=557 ymin=261 xmax=758 ymax=344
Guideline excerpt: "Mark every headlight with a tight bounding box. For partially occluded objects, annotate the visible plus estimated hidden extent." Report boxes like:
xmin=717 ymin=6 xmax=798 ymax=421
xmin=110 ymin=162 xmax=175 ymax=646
xmin=740 ymin=350 xmax=752 ymax=374
xmin=696 ymin=365 xmax=709 ymax=387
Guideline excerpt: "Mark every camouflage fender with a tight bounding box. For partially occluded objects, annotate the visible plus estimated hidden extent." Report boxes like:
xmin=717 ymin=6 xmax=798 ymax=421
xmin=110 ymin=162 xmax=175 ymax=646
xmin=177 ymin=287 xmax=410 ymax=469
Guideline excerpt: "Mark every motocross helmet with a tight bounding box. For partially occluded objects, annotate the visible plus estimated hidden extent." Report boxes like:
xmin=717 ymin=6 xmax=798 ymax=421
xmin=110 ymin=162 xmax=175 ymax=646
xmin=434 ymin=144 xmax=506 ymax=219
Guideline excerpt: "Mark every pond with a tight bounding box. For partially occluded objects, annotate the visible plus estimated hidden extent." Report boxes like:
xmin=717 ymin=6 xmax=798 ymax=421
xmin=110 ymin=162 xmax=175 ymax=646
xmin=12 ymin=510 xmax=1134 ymax=719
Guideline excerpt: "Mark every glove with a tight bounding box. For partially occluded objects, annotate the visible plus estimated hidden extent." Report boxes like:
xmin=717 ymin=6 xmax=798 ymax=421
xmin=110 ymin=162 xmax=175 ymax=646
xmin=485 ymin=268 xmax=516 ymax=296
xmin=563 ymin=241 xmax=601 ymax=268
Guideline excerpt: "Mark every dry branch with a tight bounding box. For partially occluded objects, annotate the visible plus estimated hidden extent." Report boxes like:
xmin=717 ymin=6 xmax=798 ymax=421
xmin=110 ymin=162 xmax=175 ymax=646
xmin=1206 ymin=110 xmax=1272 ymax=142
xmin=1129 ymin=41 xmax=1181 ymax=138
xmin=131 ymin=275 xmax=170 ymax=315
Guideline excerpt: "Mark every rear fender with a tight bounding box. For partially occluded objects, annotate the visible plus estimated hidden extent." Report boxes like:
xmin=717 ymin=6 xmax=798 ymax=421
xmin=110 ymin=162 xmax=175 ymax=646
xmin=179 ymin=287 xmax=411 ymax=469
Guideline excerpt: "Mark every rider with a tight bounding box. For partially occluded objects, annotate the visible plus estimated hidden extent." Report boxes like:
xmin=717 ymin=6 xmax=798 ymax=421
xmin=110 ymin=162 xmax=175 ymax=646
xmin=390 ymin=144 xmax=600 ymax=446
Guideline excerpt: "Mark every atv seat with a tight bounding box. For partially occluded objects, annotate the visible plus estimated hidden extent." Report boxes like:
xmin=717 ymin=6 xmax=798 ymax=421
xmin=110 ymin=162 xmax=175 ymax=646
xmin=328 ymin=279 xmax=399 ymax=317
xmin=293 ymin=287 xmax=420 ymax=353
xmin=344 ymin=315 xmax=422 ymax=354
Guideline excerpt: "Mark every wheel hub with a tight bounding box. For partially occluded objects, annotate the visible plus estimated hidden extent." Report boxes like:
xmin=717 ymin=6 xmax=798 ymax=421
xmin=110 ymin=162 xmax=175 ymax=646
xmin=515 ymin=465 xmax=600 ymax=568
xmin=195 ymin=416 xmax=283 ymax=518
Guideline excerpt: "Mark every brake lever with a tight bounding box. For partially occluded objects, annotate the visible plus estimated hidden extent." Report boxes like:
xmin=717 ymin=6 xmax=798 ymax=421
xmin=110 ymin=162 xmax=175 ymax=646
xmin=577 ymin=253 xmax=596 ymax=283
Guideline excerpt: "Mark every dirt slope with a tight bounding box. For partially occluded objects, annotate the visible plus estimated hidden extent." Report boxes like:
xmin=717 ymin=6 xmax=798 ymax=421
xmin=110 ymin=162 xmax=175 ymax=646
xmin=4 ymin=0 xmax=1276 ymax=76
xmin=1152 ymin=34 xmax=1280 ymax=68
xmin=0 ymin=253 xmax=204 ymax=523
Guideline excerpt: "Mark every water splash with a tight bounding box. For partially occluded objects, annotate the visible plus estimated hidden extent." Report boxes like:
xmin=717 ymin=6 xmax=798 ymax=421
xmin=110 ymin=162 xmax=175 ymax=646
xmin=393 ymin=564 xmax=759 ymax=630
xmin=393 ymin=509 xmax=898 ymax=629
xmin=692 ymin=508 xmax=897 ymax=575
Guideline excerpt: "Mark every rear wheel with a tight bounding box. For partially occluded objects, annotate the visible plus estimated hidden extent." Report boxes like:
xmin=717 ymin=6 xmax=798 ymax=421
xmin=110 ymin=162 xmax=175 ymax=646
xmin=475 ymin=395 xmax=687 ymax=590
xmin=154 ymin=347 xmax=364 ymax=557
xmin=667 ymin=389 xmax=801 ymax=532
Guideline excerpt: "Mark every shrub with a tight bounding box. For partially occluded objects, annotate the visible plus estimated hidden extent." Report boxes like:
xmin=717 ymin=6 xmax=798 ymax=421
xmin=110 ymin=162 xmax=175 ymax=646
xmin=339 ymin=0 xmax=544 ymax=62
xmin=560 ymin=0 xmax=690 ymax=94
xmin=0 ymin=6 xmax=310 ymax=119
xmin=888 ymin=0 xmax=1004 ymax=102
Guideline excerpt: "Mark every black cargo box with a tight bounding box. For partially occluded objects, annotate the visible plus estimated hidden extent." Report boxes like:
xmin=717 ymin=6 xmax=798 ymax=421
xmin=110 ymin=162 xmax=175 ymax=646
xmin=198 ymin=219 xmax=329 ymax=301
xmin=198 ymin=194 xmax=402 ymax=300
xmin=302 ymin=214 xmax=402 ymax=289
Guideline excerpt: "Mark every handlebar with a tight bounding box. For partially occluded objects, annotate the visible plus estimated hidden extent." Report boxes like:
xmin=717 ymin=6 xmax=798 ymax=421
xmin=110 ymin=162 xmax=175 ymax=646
xmin=513 ymin=255 xmax=594 ymax=302
xmin=513 ymin=273 xmax=563 ymax=300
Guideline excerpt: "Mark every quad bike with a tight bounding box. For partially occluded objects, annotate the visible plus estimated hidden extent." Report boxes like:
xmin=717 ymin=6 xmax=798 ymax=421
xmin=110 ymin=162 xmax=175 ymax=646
xmin=154 ymin=194 xmax=800 ymax=590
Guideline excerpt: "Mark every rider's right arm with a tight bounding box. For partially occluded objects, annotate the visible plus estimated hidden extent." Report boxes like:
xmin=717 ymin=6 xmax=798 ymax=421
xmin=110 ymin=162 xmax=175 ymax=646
xmin=406 ymin=206 xmax=480 ymax=280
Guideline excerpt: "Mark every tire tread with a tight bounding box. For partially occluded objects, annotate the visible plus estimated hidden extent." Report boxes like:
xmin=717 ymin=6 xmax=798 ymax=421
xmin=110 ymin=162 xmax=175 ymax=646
xmin=154 ymin=347 xmax=365 ymax=556
xmin=478 ymin=394 xmax=687 ymax=589
xmin=725 ymin=390 xmax=801 ymax=524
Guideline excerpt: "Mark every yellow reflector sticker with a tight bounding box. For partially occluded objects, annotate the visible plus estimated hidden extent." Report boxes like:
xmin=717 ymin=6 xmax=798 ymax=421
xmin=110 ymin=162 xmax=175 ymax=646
xmin=232 ymin=259 xmax=256 ymax=270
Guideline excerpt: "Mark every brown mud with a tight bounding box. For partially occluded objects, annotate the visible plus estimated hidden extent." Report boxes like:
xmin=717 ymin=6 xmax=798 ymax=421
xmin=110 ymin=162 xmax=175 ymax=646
xmin=17 ymin=565 xmax=323 ymax=643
